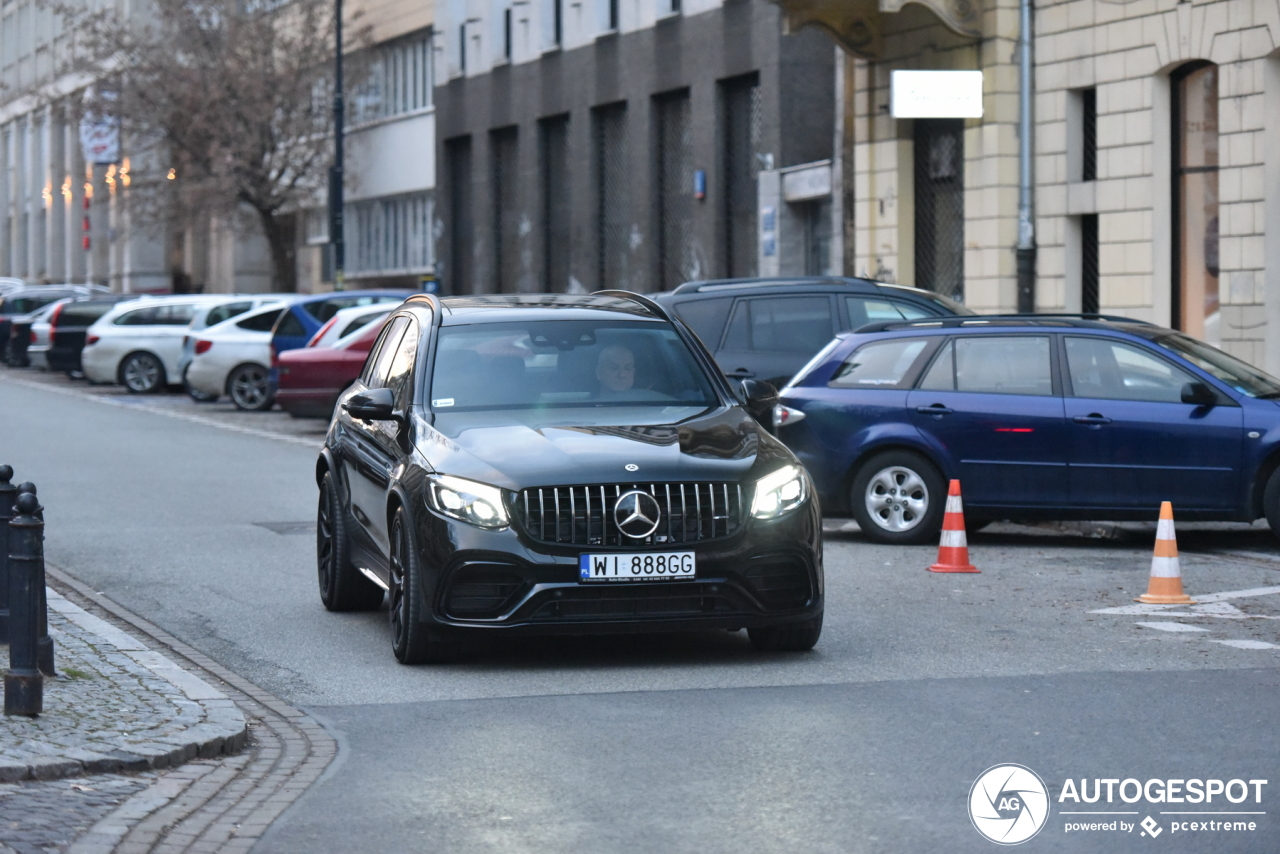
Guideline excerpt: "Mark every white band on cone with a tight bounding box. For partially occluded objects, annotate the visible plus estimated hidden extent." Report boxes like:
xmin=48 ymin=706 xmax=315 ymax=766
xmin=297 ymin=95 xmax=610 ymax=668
xmin=945 ymin=496 xmax=963 ymax=514
xmin=1156 ymin=518 xmax=1177 ymax=542
xmin=940 ymin=529 xmax=967 ymax=548
xmin=1150 ymin=555 xmax=1181 ymax=578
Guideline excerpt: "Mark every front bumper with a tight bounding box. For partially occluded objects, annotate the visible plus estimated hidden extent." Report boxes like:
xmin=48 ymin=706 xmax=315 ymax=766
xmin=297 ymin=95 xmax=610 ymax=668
xmin=413 ymin=498 xmax=824 ymax=636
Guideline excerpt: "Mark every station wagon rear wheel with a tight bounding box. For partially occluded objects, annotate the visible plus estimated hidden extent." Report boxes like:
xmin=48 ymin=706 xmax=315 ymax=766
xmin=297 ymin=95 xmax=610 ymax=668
xmin=120 ymin=352 xmax=164 ymax=393
xmin=228 ymin=363 xmax=273 ymax=411
xmin=851 ymin=451 xmax=946 ymax=545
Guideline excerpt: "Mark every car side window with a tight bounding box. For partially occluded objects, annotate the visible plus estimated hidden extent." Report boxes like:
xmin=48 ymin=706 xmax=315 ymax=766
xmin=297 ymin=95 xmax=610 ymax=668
xmin=385 ymin=318 xmax=421 ymax=409
xmin=236 ymin=308 xmax=285 ymax=332
xmin=919 ymin=336 xmax=1053 ymax=395
xmin=161 ymin=304 xmax=197 ymax=325
xmin=114 ymin=307 xmax=159 ymax=325
xmin=673 ymin=298 xmax=733 ymax=349
xmin=274 ymin=310 xmax=306 ymax=338
xmin=723 ymin=296 xmax=833 ymax=354
xmin=361 ymin=317 xmax=408 ymax=389
xmin=205 ymin=302 xmax=252 ymax=327
xmin=844 ymin=298 xmax=932 ymax=330
xmin=829 ymin=338 xmax=931 ymax=389
xmin=1065 ymin=337 xmax=1197 ymax=403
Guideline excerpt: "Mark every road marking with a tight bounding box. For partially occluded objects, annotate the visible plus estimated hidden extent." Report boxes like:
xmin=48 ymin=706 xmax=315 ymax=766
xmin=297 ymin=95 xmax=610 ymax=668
xmin=1189 ymin=586 xmax=1280 ymax=603
xmin=0 ymin=373 xmax=321 ymax=449
xmin=1135 ymin=622 xmax=1208 ymax=632
xmin=1210 ymin=640 xmax=1279 ymax=650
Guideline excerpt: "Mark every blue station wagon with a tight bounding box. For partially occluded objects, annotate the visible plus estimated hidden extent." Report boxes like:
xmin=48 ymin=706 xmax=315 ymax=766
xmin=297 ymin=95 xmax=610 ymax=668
xmin=774 ymin=316 xmax=1280 ymax=544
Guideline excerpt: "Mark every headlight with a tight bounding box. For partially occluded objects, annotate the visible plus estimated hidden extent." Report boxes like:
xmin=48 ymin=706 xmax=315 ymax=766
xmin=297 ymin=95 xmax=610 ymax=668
xmin=751 ymin=464 xmax=808 ymax=520
xmin=425 ymin=474 xmax=510 ymax=529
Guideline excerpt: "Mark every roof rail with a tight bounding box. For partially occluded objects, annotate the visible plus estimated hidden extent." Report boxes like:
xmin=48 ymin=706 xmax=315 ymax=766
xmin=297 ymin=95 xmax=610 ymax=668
xmin=669 ymin=276 xmax=870 ymax=295
xmin=595 ymin=289 xmax=671 ymax=321
xmin=852 ymin=313 xmax=1154 ymax=335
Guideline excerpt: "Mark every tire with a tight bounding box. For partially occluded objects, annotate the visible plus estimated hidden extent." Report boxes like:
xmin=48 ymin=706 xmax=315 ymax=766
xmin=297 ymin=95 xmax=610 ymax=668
xmin=850 ymin=450 xmax=947 ymax=545
xmin=183 ymin=366 xmax=219 ymax=402
xmin=119 ymin=352 xmax=165 ymax=394
xmin=748 ymin=614 xmax=823 ymax=652
xmin=388 ymin=506 xmax=458 ymax=664
xmin=1264 ymin=468 xmax=1280 ymax=542
xmin=227 ymin=363 xmax=273 ymax=411
xmin=316 ymin=471 xmax=384 ymax=612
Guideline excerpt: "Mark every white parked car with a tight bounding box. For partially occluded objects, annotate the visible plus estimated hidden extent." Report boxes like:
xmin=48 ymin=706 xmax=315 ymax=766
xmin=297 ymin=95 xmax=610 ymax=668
xmin=184 ymin=302 xmax=295 ymax=410
xmin=179 ymin=296 xmax=295 ymax=402
xmin=305 ymin=304 xmax=394 ymax=349
xmin=82 ymin=295 xmax=228 ymax=392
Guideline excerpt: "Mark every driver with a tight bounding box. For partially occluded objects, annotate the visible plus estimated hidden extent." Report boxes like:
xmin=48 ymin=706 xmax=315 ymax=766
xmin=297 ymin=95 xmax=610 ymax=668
xmin=595 ymin=345 xmax=636 ymax=396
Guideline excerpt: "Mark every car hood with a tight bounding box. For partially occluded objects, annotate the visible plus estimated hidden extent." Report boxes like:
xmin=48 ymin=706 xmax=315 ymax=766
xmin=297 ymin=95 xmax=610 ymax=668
xmin=416 ymin=405 xmax=795 ymax=490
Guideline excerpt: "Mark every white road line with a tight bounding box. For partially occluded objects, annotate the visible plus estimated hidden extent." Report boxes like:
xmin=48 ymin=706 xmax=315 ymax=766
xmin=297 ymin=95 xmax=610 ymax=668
xmin=1135 ymin=622 xmax=1209 ymax=632
xmin=1210 ymin=640 xmax=1279 ymax=650
xmin=1 ymin=374 xmax=321 ymax=450
xmin=1190 ymin=586 xmax=1280 ymax=603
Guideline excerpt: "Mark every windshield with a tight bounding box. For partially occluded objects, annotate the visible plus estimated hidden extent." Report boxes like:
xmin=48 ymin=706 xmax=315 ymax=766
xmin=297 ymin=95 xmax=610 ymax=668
xmin=1151 ymin=332 xmax=1280 ymax=398
xmin=428 ymin=320 xmax=720 ymax=413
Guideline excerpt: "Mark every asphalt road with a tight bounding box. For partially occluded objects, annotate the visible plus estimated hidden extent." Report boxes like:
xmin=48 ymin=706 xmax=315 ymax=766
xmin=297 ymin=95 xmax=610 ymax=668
xmin=2 ymin=370 xmax=1278 ymax=853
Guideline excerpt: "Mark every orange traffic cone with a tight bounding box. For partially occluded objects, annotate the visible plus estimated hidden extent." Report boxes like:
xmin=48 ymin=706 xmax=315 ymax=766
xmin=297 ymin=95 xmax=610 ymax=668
xmin=1136 ymin=501 xmax=1195 ymax=604
xmin=928 ymin=480 xmax=979 ymax=573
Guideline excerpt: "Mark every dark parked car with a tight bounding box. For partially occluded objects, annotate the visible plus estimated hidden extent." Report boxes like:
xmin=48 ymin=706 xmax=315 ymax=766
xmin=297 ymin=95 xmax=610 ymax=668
xmin=773 ymin=315 xmax=1280 ymax=544
xmin=0 ymin=286 xmax=109 ymax=360
xmin=44 ymin=296 xmax=137 ymax=374
xmin=653 ymin=277 xmax=973 ymax=388
xmin=316 ymin=292 xmax=823 ymax=663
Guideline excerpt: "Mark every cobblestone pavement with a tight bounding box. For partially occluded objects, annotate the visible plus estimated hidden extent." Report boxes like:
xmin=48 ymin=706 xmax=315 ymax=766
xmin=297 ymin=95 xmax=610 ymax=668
xmin=1 ymin=591 xmax=245 ymax=782
xmin=0 ymin=775 xmax=156 ymax=854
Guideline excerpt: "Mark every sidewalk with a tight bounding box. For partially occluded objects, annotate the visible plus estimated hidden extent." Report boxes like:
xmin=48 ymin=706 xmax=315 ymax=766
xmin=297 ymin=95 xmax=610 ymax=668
xmin=1 ymin=587 xmax=247 ymax=783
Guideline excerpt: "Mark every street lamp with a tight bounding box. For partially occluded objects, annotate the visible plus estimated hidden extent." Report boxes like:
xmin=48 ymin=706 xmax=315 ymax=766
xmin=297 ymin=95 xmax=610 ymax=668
xmin=329 ymin=0 xmax=345 ymax=291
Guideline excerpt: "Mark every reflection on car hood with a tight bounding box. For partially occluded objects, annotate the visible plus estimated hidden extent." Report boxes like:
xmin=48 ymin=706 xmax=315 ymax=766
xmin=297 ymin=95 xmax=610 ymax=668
xmin=417 ymin=406 xmax=794 ymax=489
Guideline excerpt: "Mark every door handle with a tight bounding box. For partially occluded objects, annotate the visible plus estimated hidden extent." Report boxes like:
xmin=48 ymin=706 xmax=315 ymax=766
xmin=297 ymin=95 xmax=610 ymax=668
xmin=915 ymin=405 xmax=954 ymax=415
xmin=1072 ymin=414 xmax=1112 ymax=425
xmin=724 ymin=369 xmax=755 ymax=379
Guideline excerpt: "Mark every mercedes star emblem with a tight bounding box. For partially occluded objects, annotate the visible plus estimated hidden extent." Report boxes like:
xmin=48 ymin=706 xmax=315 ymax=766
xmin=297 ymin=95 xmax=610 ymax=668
xmin=625 ymin=464 xmax=639 ymax=472
xmin=613 ymin=490 xmax=662 ymax=539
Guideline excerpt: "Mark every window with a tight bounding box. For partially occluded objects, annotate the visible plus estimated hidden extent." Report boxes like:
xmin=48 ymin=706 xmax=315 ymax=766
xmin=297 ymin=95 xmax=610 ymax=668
xmin=340 ymin=311 xmax=390 ymax=340
xmin=673 ymin=298 xmax=733 ymax=348
xmin=161 ymin=304 xmax=198 ymax=325
xmin=1081 ymin=214 xmax=1099 ymax=315
xmin=274 ymin=311 xmax=306 ymax=338
xmin=236 ymin=308 xmax=285 ymax=332
xmin=919 ymin=336 xmax=1053 ymax=396
xmin=1066 ymin=337 xmax=1196 ymax=403
xmin=722 ymin=297 xmax=834 ymax=354
xmin=114 ymin=307 xmax=159 ymax=326
xmin=386 ymin=318 xmax=420 ymax=409
xmin=351 ymin=31 xmax=433 ymax=125
xmin=845 ymin=297 xmax=930 ymax=330
xmin=830 ymin=338 xmax=929 ymax=389
xmin=1081 ymin=88 xmax=1097 ymax=182
xmin=913 ymin=119 xmax=965 ymax=301
xmin=1172 ymin=62 xmax=1219 ymax=344
xmin=205 ymin=302 xmax=253 ymax=327
xmin=362 ymin=316 xmax=409 ymax=388
xmin=347 ymin=193 xmax=435 ymax=277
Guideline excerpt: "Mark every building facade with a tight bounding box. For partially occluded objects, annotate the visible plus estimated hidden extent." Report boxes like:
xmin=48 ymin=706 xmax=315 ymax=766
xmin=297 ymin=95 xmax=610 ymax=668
xmin=433 ymin=0 xmax=836 ymax=295
xmin=803 ymin=0 xmax=1280 ymax=370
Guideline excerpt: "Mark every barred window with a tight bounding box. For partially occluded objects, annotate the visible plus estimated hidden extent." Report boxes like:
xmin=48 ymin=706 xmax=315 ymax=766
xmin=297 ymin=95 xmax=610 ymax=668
xmin=352 ymin=31 xmax=434 ymax=125
xmin=347 ymin=193 xmax=435 ymax=276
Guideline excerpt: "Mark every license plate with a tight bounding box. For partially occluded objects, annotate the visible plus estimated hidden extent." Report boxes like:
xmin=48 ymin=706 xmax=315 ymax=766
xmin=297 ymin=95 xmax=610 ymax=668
xmin=578 ymin=552 xmax=696 ymax=583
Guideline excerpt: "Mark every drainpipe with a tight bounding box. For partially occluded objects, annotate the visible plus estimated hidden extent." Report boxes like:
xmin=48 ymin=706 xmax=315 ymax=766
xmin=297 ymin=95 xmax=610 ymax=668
xmin=1015 ymin=0 xmax=1036 ymax=313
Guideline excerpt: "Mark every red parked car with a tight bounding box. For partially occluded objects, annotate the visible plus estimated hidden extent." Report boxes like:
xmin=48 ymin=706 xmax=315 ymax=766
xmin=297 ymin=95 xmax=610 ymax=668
xmin=275 ymin=307 xmax=391 ymax=418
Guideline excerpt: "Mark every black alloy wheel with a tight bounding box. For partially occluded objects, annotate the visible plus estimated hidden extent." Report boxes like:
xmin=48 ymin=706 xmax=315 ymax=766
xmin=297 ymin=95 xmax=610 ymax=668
xmin=388 ymin=507 xmax=457 ymax=664
xmin=120 ymin=352 xmax=165 ymax=393
xmin=850 ymin=450 xmax=947 ymax=545
xmin=316 ymin=471 xmax=383 ymax=612
xmin=228 ymin=363 xmax=273 ymax=411
xmin=1264 ymin=468 xmax=1280 ymax=541
xmin=748 ymin=613 xmax=823 ymax=652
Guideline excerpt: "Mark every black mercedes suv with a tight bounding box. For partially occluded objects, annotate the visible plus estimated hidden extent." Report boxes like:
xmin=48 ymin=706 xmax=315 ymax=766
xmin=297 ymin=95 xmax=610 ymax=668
xmin=316 ymin=292 xmax=823 ymax=663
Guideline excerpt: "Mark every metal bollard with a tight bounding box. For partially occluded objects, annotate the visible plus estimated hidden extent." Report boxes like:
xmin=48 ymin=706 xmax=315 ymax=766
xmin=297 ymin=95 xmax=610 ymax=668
xmin=5 ymin=492 xmax=44 ymax=716
xmin=15 ymin=483 xmax=54 ymax=676
xmin=0 ymin=465 xmax=13 ymax=643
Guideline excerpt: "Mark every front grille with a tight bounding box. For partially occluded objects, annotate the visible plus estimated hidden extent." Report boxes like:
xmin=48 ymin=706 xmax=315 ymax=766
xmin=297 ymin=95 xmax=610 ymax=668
xmin=445 ymin=565 xmax=525 ymax=617
xmin=515 ymin=482 xmax=745 ymax=547
xmin=743 ymin=560 xmax=812 ymax=609
xmin=530 ymin=583 xmax=738 ymax=620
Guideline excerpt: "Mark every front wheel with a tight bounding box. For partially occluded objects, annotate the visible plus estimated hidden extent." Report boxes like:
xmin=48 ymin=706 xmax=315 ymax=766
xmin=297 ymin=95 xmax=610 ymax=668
xmin=388 ymin=507 xmax=459 ymax=664
xmin=850 ymin=450 xmax=946 ymax=545
xmin=1263 ymin=468 xmax=1280 ymax=542
xmin=120 ymin=352 xmax=165 ymax=393
xmin=228 ymin=363 xmax=273 ymax=411
xmin=317 ymin=471 xmax=383 ymax=612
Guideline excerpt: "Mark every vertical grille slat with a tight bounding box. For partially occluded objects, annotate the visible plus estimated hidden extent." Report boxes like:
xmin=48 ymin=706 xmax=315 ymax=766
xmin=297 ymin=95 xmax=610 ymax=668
xmin=516 ymin=482 xmax=747 ymax=547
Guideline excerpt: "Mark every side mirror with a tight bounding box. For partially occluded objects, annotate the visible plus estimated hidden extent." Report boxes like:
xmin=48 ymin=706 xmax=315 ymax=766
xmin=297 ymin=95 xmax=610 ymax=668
xmin=1181 ymin=381 xmax=1217 ymax=407
xmin=343 ymin=387 xmax=399 ymax=421
xmin=739 ymin=379 xmax=779 ymax=423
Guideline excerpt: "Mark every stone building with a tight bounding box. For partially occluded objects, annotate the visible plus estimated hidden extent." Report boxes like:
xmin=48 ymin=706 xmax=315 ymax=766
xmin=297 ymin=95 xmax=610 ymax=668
xmin=433 ymin=0 xmax=838 ymax=294
xmin=781 ymin=0 xmax=1280 ymax=370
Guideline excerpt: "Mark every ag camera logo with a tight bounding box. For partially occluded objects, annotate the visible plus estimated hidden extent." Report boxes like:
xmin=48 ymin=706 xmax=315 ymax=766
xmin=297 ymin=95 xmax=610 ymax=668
xmin=969 ymin=764 xmax=1051 ymax=845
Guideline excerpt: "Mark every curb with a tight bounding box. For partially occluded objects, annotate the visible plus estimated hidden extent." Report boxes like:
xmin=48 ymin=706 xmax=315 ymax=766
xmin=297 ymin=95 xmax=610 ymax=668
xmin=0 ymin=588 xmax=247 ymax=783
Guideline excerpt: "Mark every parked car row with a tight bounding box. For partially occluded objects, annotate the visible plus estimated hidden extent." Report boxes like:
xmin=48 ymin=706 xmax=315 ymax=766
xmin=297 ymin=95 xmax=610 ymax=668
xmin=2 ymin=284 xmax=413 ymax=415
